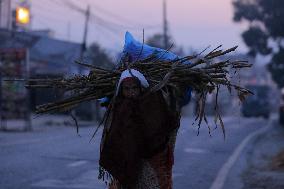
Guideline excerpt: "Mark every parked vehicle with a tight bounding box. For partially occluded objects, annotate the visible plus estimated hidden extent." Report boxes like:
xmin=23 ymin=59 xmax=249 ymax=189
xmin=241 ymin=85 xmax=271 ymax=119
xmin=279 ymin=88 xmax=284 ymax=125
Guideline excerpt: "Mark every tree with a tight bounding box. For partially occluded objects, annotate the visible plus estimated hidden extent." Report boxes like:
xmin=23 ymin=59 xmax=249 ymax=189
xmin=86 ymin=43 xmax=115 ymax=70
xmin=146 ymin=33 xmax=185 ymax=56
xmin=233 ymin=0 xmax=284 ymax=88
xmin=147 ymin=33 xmax=168 ymax=49
xmin=80 ymin=43 xmax=114 ymax=121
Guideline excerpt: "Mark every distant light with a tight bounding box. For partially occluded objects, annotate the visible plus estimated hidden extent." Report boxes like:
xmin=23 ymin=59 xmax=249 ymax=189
xmin=16 ymin=7 xmax=30 ymax=25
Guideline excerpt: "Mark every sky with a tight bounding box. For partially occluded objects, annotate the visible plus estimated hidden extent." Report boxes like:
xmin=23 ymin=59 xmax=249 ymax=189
xmin=30 ymin=0 xmax=248 ymax=54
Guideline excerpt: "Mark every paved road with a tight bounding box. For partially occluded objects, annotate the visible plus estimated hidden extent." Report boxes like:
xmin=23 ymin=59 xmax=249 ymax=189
xmin=0 ymin=116 xmax=271 ymax=189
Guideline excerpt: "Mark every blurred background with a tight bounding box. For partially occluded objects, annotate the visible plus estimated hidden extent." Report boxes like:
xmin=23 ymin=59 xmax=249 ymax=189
xmin=1 ymin=0 xmax=284 ymax=189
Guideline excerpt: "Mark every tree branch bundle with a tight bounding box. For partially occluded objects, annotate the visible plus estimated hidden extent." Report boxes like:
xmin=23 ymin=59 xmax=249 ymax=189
xmin=24 ymin=46 xmax=253 ymax=138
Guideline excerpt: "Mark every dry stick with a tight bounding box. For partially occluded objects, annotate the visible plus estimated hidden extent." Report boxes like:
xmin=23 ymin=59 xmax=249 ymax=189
xmin=178 ymin=55 xmax=198 ymax=64
xmin=152 ymin=43 xmax=174 ymax=63
xmin=75 ymin=60 xmax=109 ymax=73
xmin=214 ymin=85 xmax=226 ymax=139
xmin=186 ymin=58 xmax=206 ymax=68
xmin=214 ymin=86 xmax=220 ymax=130
xmin=198 ymin=45 xmax=212 ymax=56
xmin=70 ymin=111 xmax=81 ymax=137
xmin=179 ymin=46 xmax=212 ymax=68
xmin=204 ymin=60 xmax=230 ymax=69
xmin=150 ymin=61 xmax=179 ymax=92
xmin=207 ymin=46 xmax=238 ymax=59
xmin=203 ymin=113 xmax=212 ymax=137
xmin=89 ymin=96 xmax=116 ymax=142
xmin=90 ymin=90 xmax=121 ymax=144
xmin=133 ymin=29 xmax=145 ymax=63
xmin=205 ymin=50 xmax=223 ymax=60
xmin=204 ymin=45 xmax=222 ymax=58
xmin=197 ymin=92 xmax=206 ymax=136
xmin=191 ymin=93 xmax=202 ymax=130
xmin=4 ymin=78 xmax=25 ymax=82
xmin=36 ymin=91 xmax=105 ymax=114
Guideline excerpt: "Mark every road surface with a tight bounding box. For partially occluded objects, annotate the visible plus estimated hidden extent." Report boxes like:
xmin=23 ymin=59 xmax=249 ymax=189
xmin=0 ymin=115 xmax=271 ymax=189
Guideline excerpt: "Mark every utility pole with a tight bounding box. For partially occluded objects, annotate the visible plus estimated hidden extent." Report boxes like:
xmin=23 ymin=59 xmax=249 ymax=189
xmin=67 ymin=21 xmax=71 ymax=41
xmin=24 ymin=48 xmax=32 ymax=131
xmin=0 ymin=62 xmax=5 ymax=131
xmin=163 ymin=0 xmax=169 ymax=49
xmin=0 ymin=0 xmax=2 ymax=27
xmin=80 ymin=5 xmax=90 ymax=65
xmin=77 ymin=5 xmax=101 ymax=122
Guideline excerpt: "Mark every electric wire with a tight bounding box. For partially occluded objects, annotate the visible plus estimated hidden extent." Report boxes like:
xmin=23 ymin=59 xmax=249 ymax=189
xmin=84 ymin=0 xmax=160 ymax=29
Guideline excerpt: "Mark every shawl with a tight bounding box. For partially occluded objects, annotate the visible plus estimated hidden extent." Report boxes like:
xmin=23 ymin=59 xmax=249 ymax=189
xmin=99 ymin=92 xmax=179 ymax=188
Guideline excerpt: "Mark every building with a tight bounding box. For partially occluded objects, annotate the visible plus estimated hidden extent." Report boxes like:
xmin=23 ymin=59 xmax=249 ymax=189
xmin=0 ymin=0 xmax=12 ymax=29
xmin=0 ymin=28 xmax=81 ymax=75
xmin=0 ymin=28 xmax=82 ymax=114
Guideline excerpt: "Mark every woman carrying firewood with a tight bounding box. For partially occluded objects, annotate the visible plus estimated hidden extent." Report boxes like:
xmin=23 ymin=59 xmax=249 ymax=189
xmin=23 ymin=31 xmax=252 ymax=189
xmin=99 ymin=68 xmax=181 ymax=189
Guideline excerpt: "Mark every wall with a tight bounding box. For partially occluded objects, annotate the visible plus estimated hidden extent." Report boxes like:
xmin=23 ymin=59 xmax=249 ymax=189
xmin=0 ymin=0 xmax=11 ymax=29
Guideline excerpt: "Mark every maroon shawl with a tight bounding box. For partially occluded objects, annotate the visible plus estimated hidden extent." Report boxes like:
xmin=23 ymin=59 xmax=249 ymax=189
xmin=99 ymin=92 xmax=179 ymax=188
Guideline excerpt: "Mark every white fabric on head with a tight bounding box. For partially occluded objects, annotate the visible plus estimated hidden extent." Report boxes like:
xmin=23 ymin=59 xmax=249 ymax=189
xmin=116 ymin=69 xmax=149 ymax=96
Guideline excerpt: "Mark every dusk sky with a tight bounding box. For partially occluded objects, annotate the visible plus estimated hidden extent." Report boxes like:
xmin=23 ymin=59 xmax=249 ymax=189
xmin=30 ymin=0 xmax=248 ymax=54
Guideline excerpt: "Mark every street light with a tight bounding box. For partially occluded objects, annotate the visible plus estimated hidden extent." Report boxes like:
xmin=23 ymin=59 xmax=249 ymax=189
xmin=16 ymin=7 xmax=30 ymax=25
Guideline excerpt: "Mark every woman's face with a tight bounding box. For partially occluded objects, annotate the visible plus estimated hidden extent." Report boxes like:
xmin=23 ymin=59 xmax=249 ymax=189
xmin=121 ymin=79 xmax=141 ymax=99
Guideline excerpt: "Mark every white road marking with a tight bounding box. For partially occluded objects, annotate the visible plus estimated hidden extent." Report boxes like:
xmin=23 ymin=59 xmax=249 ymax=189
xmin=31 ymin=170 xmax=106 ymax=188
xmin=209 ymin=124 xmax=271 ymax=189
xmin=0 ymin=136 xmax=63 ymax=146
xmin=0 ymin=138 xmax=44 ymax=146
xmin=173 ymin=173 xmax=183 ymax=178
xmin=184 ymin=148 xmax=208 ymax=154
xmin=68 ymin=160 xmax=88 ymax=167
xmin=31 ymin=179 xmax=96 ymax=188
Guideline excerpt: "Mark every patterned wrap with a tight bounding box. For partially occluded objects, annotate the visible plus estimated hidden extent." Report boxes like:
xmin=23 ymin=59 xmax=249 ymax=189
xmin=107 ymin=123 xmax=179 ymax=189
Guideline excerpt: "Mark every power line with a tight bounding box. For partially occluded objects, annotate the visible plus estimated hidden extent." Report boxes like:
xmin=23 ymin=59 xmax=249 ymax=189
xmin=62 ymin=0 xmax=86 ymax=14
xmin=50 ymin=0 xmax=68 ymax=8
xmin=31 ymin=0 xmax=65 ymax=16
xmin=34 ymin=0 xmax=160 ymax=33
xmin=32 ymin=0 xmax=160 ymax=47
xmin=58 ymin=0 xmax=129 ymax=31
xmin=94 ymin=25 xmax=122 ymax=44
xmin=59 ymin=0 xmax=159 ymax=31
xmin=31 ymin=8 xmax=68 ymax=23
xmin=90 ymin=11 xmax=159 ymax=30
xmin=84 ymin=0 xmax=160 ymax=29
xmin=49 ymin=0 xmax=85 ymax=14
xmin=93 ymin=21 xmax=123 ymax=37
xmin=90 ymin=13 xmax=137 ymax=30
xmin=33 ymin=17 xmax=67 ymax=37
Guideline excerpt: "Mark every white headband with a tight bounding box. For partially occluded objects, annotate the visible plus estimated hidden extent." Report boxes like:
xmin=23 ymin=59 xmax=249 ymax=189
xmin=115 ymin=69 xmax=149 ymax=96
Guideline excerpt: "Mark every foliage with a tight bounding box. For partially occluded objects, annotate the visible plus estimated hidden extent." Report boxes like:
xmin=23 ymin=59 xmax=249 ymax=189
xmin=146 ymin=33 xmax=185 ymax=56
xmin=86 ymin=43 xmax=115 ymax=70
xmin=146 ymin=33 xmax=166 ymax=49
xmin=233 ymin=0 xmax=284 ymax=88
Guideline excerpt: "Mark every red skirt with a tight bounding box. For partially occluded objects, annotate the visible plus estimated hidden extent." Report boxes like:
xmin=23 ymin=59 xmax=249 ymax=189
xmin=108 ymin=145 xmax=174 ymax=189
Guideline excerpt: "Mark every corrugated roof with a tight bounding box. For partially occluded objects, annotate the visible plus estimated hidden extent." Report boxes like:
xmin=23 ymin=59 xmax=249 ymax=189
xmin=0 ymin=29 xmax=81 ymax=75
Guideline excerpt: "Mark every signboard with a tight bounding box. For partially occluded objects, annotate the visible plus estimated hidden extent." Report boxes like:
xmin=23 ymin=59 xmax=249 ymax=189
xmin=0 ymin=48 xmax=31 ymax=130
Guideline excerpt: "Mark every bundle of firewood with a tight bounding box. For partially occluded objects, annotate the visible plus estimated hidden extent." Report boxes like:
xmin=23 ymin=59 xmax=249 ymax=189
xmin=22 ymin=46 xmax=253 ymax=138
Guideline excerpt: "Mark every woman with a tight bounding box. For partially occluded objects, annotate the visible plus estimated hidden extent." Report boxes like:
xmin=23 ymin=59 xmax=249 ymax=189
xmin=99 ymin=69 xmax=180 ymax=189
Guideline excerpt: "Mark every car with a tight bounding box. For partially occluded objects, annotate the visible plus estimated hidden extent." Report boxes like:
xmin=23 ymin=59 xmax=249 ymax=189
xmin=279 ymin=88 xmax=284 ymax=125
xmin=241 ymin=85 xmax=271 ymax=119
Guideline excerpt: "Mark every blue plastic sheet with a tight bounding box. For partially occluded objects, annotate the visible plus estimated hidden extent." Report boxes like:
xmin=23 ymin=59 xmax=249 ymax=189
xmin=122 ymin=32 xmax=191 ymax=106
xmin=101 ymin=32 xmax=192 ymax=107
xmin=122 ymin=31 xmax=179 ymax=62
